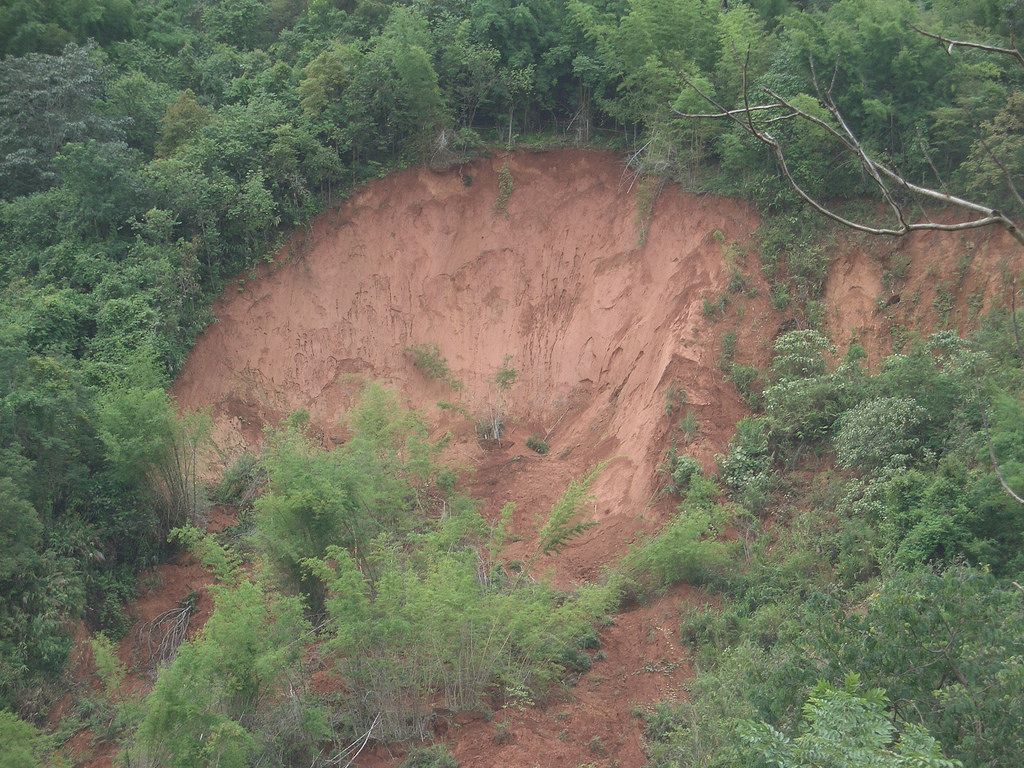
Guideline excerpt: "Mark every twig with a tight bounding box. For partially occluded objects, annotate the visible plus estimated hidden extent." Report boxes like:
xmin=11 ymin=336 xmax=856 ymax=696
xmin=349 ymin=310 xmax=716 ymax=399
xmin=675 ymin=62 xmax=1024 ymax=248
xmin=322 ymin=711 xmax=381 ymax=767
xmin=543 ymin=405 xmax=571 ymax=442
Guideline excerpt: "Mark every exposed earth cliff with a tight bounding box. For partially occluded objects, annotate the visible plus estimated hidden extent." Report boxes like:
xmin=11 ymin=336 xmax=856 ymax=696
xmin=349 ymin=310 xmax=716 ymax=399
xmin=67 ymin=148 xmax=1021 ymax=768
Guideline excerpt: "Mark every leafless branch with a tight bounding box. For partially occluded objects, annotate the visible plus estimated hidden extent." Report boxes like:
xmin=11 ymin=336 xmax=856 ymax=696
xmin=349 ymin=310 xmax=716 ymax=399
xmin=676 ymin=34 xmax=1024 ymax=506
xmin=910 ymin=24 xmax=1024 ymax=69
xmin=673 ymin=63 xmax=1024 ymax=249
xmin=136 ymin=589 xmax=199 ymax=674
xmin=317 ymin=711 xmax=382 ymax=767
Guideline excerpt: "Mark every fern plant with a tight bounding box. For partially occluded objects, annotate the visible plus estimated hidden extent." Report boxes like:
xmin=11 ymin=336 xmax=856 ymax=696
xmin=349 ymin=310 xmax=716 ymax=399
xmin=538 ymin=462 xmax=606 ymax=556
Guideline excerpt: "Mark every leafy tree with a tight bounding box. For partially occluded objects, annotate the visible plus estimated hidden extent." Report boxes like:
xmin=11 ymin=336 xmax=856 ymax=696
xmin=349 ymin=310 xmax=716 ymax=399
xmin=202 ymin=0 xmax=271 ymax=50
xmin=825 ymin=567 xmax=1024 ymax=767
xmin=834 ymin=396 xmax=928 ymax=472
xmin=156 ymin=89 xmax=213 ymax=158
xmin=0 ymin=708 xmax=62 ymax=768
xmin=0 ymin=0 xmax=135 ymax=56
xmin=355 ymin=7 xmax=447 ymax=161
xmin=52 ymin=140 xmax=149 ymax=239
xmin=740 ymin=675 xmax=960 ymax=768
xmin=132 ymin=568 xmax=318 ymax=768
xmin=103 ymin=70 xmax=177 ymax=157
xmin=0 ymin=43 xmax=122 ymax=199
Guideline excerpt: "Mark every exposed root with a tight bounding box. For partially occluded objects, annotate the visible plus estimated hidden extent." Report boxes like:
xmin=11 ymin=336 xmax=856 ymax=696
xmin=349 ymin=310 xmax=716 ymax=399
xmin=135 ymin=589 xmax=199 ymax=675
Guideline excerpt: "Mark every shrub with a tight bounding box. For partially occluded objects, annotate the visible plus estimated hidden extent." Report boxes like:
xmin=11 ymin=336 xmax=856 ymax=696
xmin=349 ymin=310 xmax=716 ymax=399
xmin=401 ymin=744 xmax=458 ymax=768
xmin=834 ymin=396 xmax=927 ymax=472
xmin=214 ymin=452 xmax=264 ymax=508
xmin=526 ymin=435 xmax=549 ymax=454
xmin=494 ymin=163 xmax=514 ymax=215
xmin=717 ymin=417 xmax=775 ymax=512
xmin=621 ymin=508 xmax=734 ymax=593
xmin=404 ymin=343 xmax=462 ymax=390
xmin=665 ymin=451 xmax=702 ymax=494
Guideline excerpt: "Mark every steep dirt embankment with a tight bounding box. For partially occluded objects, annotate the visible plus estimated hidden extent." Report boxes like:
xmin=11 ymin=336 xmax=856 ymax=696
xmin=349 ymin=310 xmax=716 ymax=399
xmin=153 ymin=149 xmax=1023 ymax=768
xmin=173 ymin=149 xmax=762 ymax=583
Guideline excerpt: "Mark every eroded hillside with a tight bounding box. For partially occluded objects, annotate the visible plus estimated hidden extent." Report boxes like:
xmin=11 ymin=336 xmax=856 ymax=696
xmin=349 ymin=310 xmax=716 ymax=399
xmin=140 ymin=149 xmax=1021 ymax=768
xmin=172 ymin=149 xmax=764 ymax=585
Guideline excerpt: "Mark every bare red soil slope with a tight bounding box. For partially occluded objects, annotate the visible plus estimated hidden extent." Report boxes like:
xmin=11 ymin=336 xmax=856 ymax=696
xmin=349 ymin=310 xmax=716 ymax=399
xmin=126 ymin=148 xmax=1018 ymax=768
xmin=172 ymin=149 xmax=763 ymax=583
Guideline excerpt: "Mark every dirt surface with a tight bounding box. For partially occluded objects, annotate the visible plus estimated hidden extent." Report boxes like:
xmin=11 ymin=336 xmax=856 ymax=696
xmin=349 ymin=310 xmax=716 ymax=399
xmin=172 ymin=150 xmax=764 ymax=583
xmin=63 ymin=149 xmax=1023 ymax=768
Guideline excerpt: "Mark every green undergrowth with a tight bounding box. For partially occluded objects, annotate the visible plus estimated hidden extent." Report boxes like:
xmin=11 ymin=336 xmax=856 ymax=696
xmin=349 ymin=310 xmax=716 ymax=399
xmin=126 ymin=384 xmax=620 ymax=763
xmin=638 ymin=311 xmax=1024 ymax=768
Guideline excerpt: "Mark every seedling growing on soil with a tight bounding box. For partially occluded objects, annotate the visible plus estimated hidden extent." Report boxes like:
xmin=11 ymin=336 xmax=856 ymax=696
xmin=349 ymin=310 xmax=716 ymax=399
xmin=405 ymin=343 xmax=464 ymax=390
xmin=483 ymin=354 xmax=517 ymax=443
xmin=494 ymin=163 xmax=514 ymax=215
xmin=538 ymin=462 xmax=605 ymax=556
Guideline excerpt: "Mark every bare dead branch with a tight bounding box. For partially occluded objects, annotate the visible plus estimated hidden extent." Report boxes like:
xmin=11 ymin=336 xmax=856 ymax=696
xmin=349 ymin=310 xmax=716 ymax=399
xmin=674 ymin=103 xmax=792 ymax=120
xmin=136 ymin=589 xmax=198 ymax=674
xmin=674 ymin=67 xmax=1024 ymax=249
xmin=675 ymin=35 xmax=1024 ymax=506
xmin=911 ymin=24 xmax=1024 ymax=69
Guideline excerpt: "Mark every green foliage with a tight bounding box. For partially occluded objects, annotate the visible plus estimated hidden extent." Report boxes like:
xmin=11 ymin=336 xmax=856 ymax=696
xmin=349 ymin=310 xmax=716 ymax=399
xmin=770 ymin=330 xmax=834 ymax=382
xmin=213 ymin=452 xmax=264 ymax=508
xmin=526 ymin=435 xmax=549 ymax=454
xmin=0 ymin=709 xmax=62 ymax=768
xmin=308 ymin=515 xmax=616 ymax=741
xmin=663 ymin=379 xmax=687 ymax=416
xmin=256 ymin=386 xmax=451 ymax=604
xmin=131 ymin=575 xmax=319 ymax=768
xmin=621 ymin=474 xmax=733 ymax=595
xmin=0 ymin=42 xmax=121 ymax=199
xmin=538 ymin=463 xmax=603 ymax=556
xmin=665 ymin=451 xmax=702 ymax=493
xmin=724 ymin=362 xmax=764 ymax=408
xmin=622 ymin=507 xmax=732 ymax=593
xmin=740 ymin=675 xmax=960 ymax=768
xmin=763 ymin=331 xmax=857 ymax=449
xmin=401 ymin=744 xmax=459 ymax=768
xmin=834 ymin=396 xmax=928 ymax=472
xmin=405 ymin=342 xmax=463 ymax=390
xmin=0 ymin=0 xmax=1022 ymax=756
xmin=832 ymin=567 xmax=1024 ymax=766
xmin=156 ymin=90 xmax=212 ymax=159
xmin=483 ymin=355 xmax=518 ymax=442
xmin=98 ymin=365 xmax=212 ymax=536
xmin=717 ymin=416 xmax=775 ymax=512
xmin=494 ymin=163 xmax=514 ymax=215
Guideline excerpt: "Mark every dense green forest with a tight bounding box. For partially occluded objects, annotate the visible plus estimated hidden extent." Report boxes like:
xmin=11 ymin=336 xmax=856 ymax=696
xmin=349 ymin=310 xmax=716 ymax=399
xmin=2 ymin=0 xmax=1024 ymax=765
